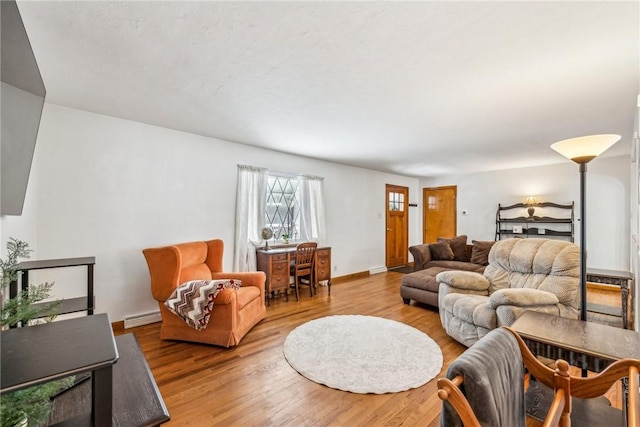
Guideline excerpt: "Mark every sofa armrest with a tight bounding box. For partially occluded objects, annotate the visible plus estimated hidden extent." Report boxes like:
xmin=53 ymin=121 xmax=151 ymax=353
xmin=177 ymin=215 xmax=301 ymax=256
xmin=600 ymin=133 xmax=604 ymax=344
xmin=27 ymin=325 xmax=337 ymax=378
xmin=436 ymin=271 xmax=490 ymax=291
xmin=489 ymin=288 xmax=559 ymax=309
xmin=409 ymin=244 xmax=432 ymax=270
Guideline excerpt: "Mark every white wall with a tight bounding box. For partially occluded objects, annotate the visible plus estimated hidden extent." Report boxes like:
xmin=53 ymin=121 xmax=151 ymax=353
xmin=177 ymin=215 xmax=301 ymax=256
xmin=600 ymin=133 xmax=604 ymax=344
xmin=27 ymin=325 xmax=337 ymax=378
xmin=420 ymin=155 xmax=631 ymax=271
xmin=1 ymin=104 xmax=420 ymax=321
xmin=3 ymin=103 xmax=631 ymax=321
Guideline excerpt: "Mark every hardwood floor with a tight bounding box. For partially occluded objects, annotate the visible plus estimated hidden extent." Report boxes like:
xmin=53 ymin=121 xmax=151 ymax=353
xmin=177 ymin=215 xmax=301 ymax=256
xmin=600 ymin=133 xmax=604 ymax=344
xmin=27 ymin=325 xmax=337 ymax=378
xmin=119 ymin=272 xmax=624 ymax=426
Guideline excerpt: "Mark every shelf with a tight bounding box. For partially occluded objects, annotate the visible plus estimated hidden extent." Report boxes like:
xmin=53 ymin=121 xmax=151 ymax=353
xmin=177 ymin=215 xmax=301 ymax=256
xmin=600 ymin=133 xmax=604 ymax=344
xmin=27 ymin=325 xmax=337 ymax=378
xmin=498 ymin=217 xmax=572 ymax=224
xmin=31 ymin=296 xmax=95 ymax=318
xmin=498 ymin=229 xmax=573 ymax=237
xmin=10 ymin=256 xmax=96 ymax=321
xmin=496 ymin=201 xmax=574 ymax=242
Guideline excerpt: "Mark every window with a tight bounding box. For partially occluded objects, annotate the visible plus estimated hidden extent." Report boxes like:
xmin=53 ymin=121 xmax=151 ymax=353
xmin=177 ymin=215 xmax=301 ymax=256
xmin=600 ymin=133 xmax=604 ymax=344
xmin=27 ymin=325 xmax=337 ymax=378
xmin=265 ymin=174 xmax=301 ymax=241
xmin=388 ymin=191 xmax=405 ymax=211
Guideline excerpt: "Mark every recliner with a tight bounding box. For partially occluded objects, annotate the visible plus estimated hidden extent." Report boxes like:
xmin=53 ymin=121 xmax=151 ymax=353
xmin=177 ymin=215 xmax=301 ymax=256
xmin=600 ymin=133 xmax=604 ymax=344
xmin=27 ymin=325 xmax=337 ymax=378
xmin=438 ymin=238 xmax=580 ymax=347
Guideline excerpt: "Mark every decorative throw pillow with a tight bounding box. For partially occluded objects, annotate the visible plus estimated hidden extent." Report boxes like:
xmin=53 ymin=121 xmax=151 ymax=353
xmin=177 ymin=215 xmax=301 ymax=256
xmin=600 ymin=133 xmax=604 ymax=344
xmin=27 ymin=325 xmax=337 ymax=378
xmin=437 ymin=235 xmax=469 ymax=262
xmin=164 ymin=279 xmax=241 ymax=330
xmin=470 ymin=240 xmax=496 ymax=266
xmin=430 ymin=241 xmax=455 ymax=261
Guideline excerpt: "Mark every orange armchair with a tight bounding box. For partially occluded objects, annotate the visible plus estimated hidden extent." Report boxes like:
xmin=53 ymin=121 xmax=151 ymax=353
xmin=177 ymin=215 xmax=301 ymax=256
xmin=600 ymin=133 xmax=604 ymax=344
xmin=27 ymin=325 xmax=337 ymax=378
xmin=142 ymin=239 xmax=266 ymax=347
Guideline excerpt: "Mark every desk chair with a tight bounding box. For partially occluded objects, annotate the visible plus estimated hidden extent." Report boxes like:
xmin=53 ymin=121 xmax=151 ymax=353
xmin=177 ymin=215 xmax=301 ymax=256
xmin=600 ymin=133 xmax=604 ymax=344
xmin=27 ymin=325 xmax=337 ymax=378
xmin=438 ymin=327 xmax=640 ymax=427
xmin=290 ymin=242 xmax=317 ymax=301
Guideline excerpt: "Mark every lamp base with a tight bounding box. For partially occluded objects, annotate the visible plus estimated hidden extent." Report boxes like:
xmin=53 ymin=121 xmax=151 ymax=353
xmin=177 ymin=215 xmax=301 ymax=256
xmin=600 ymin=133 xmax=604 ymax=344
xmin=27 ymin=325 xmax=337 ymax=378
xmin=527 ymin=206 xmax=535 ymax=218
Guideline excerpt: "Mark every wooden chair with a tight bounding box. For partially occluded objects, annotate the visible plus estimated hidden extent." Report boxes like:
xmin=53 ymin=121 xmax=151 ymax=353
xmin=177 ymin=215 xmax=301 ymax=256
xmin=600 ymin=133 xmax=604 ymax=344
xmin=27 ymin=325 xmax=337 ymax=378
xmin=437 ymin=326 xmax=640 ymax=427
xmin=290 ymin=242 xmax=317 ymax=301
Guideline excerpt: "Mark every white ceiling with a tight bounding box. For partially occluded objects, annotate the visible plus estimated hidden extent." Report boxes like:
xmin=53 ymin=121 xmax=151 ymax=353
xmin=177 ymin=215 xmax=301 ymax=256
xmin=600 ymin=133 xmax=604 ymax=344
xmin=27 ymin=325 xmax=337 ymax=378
xmin=16 ymin=1 xmax=640 ymax=177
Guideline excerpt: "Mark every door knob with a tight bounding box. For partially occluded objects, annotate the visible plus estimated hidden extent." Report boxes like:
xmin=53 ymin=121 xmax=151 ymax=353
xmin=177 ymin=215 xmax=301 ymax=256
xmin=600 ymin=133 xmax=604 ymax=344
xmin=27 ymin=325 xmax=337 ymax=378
xmin=387 ymin=228 xmax=392 ymax=231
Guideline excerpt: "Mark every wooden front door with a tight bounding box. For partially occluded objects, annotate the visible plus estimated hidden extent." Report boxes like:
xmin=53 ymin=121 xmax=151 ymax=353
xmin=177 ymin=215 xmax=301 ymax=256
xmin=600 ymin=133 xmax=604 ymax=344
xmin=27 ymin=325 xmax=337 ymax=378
xmin=385 ymin=184 xmax=409 ymax=268
xmin=423 ymin=186 xmax=457 ymax=243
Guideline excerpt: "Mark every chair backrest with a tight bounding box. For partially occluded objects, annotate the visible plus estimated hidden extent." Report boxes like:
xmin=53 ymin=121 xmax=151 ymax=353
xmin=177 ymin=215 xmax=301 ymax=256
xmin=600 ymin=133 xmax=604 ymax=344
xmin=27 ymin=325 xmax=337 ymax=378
xmin=142 ymin=239 xmax=225 ymax=301
xmin=484 ymin=238 xmax=580 ymax=311
xmin=439 ymin=327 xmax=526 ymax=427
xmin=294 ymin=242 xmax=317 ymax=274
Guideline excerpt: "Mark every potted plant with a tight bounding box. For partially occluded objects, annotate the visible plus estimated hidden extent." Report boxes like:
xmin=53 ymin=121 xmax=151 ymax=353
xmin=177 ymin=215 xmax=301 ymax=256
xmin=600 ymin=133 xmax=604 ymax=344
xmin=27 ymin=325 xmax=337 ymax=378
xmin=281 ymin=233 xmax=290 ymax=244
xmin=0 ymin=238 xmax=72 ymax=427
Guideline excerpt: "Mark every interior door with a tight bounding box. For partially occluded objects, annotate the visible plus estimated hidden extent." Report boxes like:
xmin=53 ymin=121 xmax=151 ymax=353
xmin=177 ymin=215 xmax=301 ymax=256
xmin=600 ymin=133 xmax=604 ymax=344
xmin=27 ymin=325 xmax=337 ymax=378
xmin=386 ymin=184 xmax=409 ymax=268
xmin=423 ymin=186 xmax=457 ymax=243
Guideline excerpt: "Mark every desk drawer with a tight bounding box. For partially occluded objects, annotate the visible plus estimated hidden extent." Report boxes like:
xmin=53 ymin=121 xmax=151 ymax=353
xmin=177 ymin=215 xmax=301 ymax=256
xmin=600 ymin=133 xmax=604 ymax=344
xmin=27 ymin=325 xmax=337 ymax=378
xmin=271 ymin=253 xmax=289 ymax=262
xmin=270 ymin=261 xmax=290 ymax=290
xmin=315 ymin=249 xmax=331 ymax=281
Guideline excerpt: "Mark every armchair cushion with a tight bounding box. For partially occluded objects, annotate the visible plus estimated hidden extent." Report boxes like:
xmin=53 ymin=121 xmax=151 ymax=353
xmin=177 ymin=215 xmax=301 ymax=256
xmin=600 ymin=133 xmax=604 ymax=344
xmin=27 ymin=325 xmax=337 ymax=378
xmin=489 ymin=288 xmax=559 ymax=309
xmin=165 ymin=279 xmax=241 ymax=330
xmin=437 ymin=270 xmax=490 ymax=291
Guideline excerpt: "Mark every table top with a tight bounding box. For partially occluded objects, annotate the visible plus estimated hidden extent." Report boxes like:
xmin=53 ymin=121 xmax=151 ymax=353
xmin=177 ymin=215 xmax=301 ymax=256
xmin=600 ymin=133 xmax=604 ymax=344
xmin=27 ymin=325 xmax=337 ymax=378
xmin=511 ymin=311 xmax=640 ymax=362
xmin=15 ymin=256 xmax=96 ymax=271
xmin=586 ymin=268 xmax=633 ymax=280
xmin=1 ymin=313 xmax=118 ymax=393
xmin=256 ymin=245 xmax=330 ymax=254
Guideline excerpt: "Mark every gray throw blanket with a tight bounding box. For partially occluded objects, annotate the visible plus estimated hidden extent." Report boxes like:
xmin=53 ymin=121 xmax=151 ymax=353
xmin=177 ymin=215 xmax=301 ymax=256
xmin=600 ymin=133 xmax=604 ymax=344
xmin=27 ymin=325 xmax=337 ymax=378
xmin=441 ymin=328 xmax=525 ymax=427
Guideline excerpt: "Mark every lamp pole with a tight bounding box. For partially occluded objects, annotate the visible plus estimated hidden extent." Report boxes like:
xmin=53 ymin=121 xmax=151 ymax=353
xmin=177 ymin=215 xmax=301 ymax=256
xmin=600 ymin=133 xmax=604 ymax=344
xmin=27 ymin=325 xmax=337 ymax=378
xmin=579 ymin=163 xmax=587 ymax=321
xmin=550 ymin=134 xmax=621 ymax=322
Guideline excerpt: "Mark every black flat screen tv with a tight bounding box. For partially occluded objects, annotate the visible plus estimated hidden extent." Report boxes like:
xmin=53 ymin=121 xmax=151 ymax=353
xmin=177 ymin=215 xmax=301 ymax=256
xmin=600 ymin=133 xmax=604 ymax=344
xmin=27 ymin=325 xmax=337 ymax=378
xmin=1 ymin=0 xmax=46 ymax=215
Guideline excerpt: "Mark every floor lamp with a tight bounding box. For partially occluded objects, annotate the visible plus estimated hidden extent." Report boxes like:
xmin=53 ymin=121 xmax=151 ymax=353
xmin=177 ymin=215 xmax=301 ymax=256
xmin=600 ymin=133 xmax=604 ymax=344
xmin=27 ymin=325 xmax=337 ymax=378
xmin=550 ymin=134 xmax=621 ymax=321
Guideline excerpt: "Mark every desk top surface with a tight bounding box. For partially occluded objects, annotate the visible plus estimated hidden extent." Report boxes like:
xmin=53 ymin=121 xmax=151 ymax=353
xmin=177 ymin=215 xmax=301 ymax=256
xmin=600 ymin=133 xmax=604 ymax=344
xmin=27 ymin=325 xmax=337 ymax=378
xmin=511 ymin=311 xmax=640 ymax=361
xmin=1 ymin=313 xmax=118 ymax=393
xmin=256 ymin=245 xmax=330 ymax=254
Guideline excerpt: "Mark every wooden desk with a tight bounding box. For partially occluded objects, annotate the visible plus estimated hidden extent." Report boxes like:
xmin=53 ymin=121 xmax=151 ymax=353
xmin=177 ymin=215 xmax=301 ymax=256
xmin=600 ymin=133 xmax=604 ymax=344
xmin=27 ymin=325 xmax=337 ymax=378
xmin=256 ymin=246 xmax=331 ymax=301
xmin=587 ymin=268 xmax=634 ymax=329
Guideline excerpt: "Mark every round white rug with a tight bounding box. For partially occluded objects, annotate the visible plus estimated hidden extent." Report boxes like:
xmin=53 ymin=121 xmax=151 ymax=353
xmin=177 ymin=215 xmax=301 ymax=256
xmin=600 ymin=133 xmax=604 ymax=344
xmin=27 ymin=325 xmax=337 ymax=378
xmin=283 ymin=315 xmax=443 ymax=394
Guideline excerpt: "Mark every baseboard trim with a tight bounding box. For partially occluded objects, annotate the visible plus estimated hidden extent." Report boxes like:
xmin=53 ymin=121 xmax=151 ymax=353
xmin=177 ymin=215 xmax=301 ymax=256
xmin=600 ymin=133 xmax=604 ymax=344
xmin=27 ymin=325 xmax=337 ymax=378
xmin=332 ymin=271 xmax=369 ymax=285
xmin=112 ymin=320 xmax=125 ymax=332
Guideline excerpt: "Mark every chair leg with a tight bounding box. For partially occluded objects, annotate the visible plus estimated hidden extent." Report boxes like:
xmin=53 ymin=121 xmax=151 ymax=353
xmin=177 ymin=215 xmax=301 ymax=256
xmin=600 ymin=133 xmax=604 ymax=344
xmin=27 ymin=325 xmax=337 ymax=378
xmin=294 ymin=276 xmax=300 ymax=301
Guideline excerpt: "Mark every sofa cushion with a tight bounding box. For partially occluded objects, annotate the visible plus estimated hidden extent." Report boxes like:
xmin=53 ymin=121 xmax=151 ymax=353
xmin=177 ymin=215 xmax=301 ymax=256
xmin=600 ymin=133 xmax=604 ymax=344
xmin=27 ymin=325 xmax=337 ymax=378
xmin=430 ymin=241 xmax=455 ymax=260
xmin=437 ymin=235 xmax=469 ymax=262
xmin=428 ymin=260 xmax=485 ymax=272
xmin=470 ymin=240 xmax=496 ymax=265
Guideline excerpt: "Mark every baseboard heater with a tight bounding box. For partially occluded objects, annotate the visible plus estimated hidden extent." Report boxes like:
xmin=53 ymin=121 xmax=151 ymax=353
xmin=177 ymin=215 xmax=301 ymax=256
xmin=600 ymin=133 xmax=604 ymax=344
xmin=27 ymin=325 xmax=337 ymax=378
xmin=369 ymin=266 xmax=388 ymax=275
xmin=123 ymin=311 xmax=162 ymax=329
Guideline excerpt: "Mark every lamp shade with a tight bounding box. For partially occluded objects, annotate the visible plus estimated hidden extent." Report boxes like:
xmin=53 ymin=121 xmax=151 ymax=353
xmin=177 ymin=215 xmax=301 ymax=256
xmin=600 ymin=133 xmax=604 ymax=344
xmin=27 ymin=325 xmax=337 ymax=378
xmin=524 ymin=196 xmax=537 ymax=205
xmin=550 ymin=134 xmax=621 ymax=164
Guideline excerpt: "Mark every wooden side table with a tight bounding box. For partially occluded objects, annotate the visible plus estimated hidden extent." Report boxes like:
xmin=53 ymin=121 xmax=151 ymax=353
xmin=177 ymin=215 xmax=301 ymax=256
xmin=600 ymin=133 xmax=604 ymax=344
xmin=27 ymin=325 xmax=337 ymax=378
xmin=511 ymin=311 xmax=640 ymax=424
xmin=587 ymin=268 xmax=634 ymax=329
xmin=1 ymin=314 xmax=118 ymax=427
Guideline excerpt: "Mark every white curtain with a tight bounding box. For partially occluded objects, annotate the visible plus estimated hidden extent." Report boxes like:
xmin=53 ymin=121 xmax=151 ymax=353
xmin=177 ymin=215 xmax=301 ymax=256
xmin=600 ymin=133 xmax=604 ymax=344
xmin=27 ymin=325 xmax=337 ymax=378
xmin=233 ymin=165 xmax=267 ymax=271
xmin=298 ymin=174 xmax=326 ymax=243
